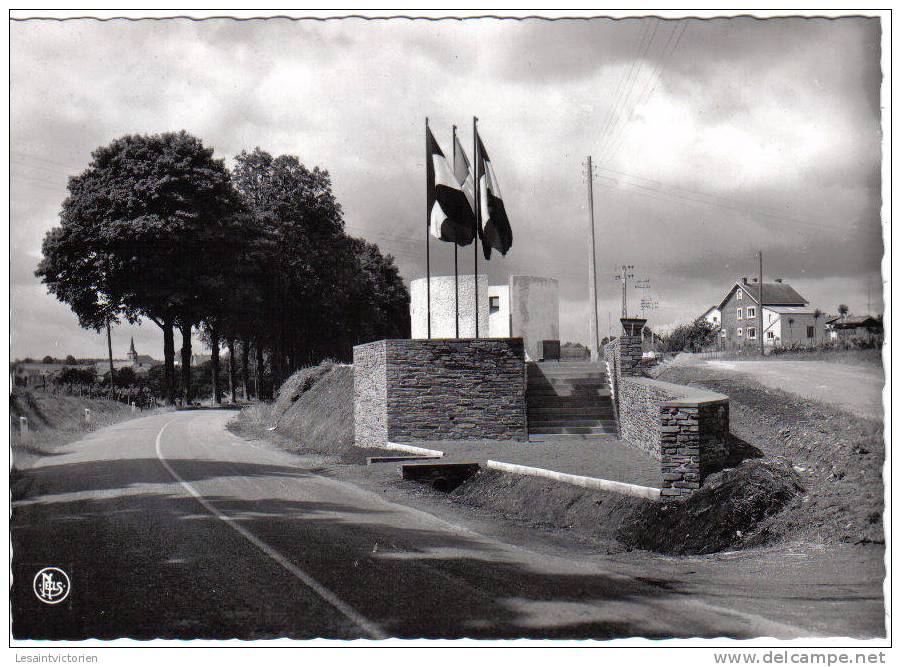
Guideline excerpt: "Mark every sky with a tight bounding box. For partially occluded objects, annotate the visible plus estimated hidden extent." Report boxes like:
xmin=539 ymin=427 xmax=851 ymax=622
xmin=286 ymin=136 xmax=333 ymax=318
xmin=9 ymin=15 xmax=885 ymax=360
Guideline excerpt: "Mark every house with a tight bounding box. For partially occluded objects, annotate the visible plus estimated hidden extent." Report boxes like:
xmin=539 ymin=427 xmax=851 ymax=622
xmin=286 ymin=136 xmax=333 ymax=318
xmin=715 ymin=278 xmax=826 ymax=349
xmin=826 ymin=315 xmax=883 ymax=341
xmin=700 ymin=305 xmax=721 ymax=328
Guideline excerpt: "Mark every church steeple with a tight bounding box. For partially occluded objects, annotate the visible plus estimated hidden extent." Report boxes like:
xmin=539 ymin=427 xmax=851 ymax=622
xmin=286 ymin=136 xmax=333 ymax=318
xmin=127 ymin=337 xmax=138 ymax=365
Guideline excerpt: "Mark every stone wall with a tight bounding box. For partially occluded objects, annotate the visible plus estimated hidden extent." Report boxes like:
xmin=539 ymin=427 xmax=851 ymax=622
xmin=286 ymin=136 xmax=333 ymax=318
xmin=353 ymin=340 xmax=388 ymax=448
xmin=660 ymin=398 xmax=729 ymax=496
xmin=605 ymin=318 xmax=730 ymax=497
xmin=353 ymin=338 xmax=527 ymax=446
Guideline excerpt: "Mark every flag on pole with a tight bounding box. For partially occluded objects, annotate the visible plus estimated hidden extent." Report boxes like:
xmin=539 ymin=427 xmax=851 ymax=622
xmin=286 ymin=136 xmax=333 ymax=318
xmin=453 ymin=132 xmax=475 ymax=212
xmin=427 ymin=126 xmax=476 ymax=246
xmin=476 ymin=132 xmax=513 ymax=259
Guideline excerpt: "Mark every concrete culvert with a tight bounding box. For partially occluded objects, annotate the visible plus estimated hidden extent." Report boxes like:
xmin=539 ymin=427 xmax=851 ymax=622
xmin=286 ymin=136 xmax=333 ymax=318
xmin=618 ymin=459 xmax=805 ymax=555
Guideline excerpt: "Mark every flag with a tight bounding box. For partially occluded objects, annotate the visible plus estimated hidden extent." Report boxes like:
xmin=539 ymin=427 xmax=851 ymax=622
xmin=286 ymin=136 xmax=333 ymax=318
xmin=476 ymin=132 xmax=513 ymax=260
xmin=427 ymin=126 xmax=476 ymax=246
xmin=453 ymin=131 xmax=475 ymax=212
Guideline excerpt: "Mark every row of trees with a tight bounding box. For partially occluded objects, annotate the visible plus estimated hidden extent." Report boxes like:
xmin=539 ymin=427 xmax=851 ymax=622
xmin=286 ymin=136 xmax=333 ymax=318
xmin=36 ymin=131 xmax=410 ymax=404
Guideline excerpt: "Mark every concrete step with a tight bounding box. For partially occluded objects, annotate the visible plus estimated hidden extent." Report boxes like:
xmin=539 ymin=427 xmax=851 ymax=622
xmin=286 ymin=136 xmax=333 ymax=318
xmin=528 ymin=433 xmax=619 ymax=442
xmin=528 ymin=425 xmax=618 ymax=435
xmin=525 ymin=418 xmax=615 ymax=428
xmin=527 ymin=398 xmax=613 ymax=408
xmin=529 ymin=414 xmax=615 ymax=427
xmin=527 ymin=378 xmax=609 ymax=387
xmin=527 ymin=388 xmax=611 ymax=397
xmin=528 ymin=369 xmax=607 ymax=378
xmin=528 ymin=406 xmax=614 ymax=416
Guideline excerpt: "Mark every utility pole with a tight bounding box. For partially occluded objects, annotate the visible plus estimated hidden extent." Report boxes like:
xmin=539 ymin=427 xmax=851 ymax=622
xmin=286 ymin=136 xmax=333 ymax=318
xmin=614 ymin=265 xmax=635 ymax=318
xmin=106 ymin=317 xmax=114 ymax=400
xmin=758 ymin=250 xmax=765 ymax=356
xmin=586 ymin=156 xmax=600 ymax=361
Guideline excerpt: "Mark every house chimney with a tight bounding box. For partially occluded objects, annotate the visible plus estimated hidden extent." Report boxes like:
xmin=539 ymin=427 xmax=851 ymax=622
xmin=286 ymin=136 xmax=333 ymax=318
xmin=742 ymin=277 xmax=748 ymax=285
xmin=752 ymin=278 xmax=758 ymax=283
xmin=774 ymin=278 xmax=783 ymax=283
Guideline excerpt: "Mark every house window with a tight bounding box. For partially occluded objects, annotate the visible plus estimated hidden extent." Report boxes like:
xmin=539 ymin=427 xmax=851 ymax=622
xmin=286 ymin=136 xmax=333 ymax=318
xmin=737 ymin=290 xmax=743 ymax=300
xmin=767 ymin=331 xmax=775 ymax=340
xmin=736 ymin=308 xmax=743 ymax=320
xmin=489 ymin=296 xmax=499 ymax=313
xmin=746 ymin=307 xmax=756 ymax=318
xmin=807 ymin=326 xmax=814 ymax=338
xmin=737 ymin=328 xmax=743 ymax=337
xmin=747 ymin=327 xmax=756 ymax=339
xmin=721 ymin=329 xmax=727 ymax=338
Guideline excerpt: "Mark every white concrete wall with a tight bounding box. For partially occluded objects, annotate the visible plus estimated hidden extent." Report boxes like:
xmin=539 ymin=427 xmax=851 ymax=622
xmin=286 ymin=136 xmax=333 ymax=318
xmin=410 ymin=275 xmax=489 ymax=339
xmin=488 ymin=284 xmax=511 ymax=338
xmin=509 ymin=276 xmax=560 ymax=361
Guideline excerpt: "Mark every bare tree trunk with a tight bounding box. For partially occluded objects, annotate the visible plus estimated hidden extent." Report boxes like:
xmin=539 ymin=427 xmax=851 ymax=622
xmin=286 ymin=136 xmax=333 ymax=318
xmin=227 ymin=338 xmax=237 ymax=403
xmin=241 ymin=336 xmax=250 ymax=400
xmin=106 ymin=317 xmax=115 ymax=401
xmin=179 ymin=321 xmax=193 ymax=405
xmin=210 ymin=325 xmax=221 ymax=405
xmin=254 ymin=341 xmax=265 ymax=400
xmin=163 ymin=317 xmax=176 ymax=405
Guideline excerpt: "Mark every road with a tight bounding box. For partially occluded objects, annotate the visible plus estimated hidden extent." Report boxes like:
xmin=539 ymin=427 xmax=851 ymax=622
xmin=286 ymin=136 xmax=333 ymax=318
xmin=704 ymin=360 xmax=885 ymax=421
xmin=11 ymin=410 xmax=885 ymax=640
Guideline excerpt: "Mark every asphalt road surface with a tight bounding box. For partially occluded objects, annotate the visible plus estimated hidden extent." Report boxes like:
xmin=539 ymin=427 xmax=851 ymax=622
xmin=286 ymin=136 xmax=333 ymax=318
xmin=704 ymin=360 xmax=884 ymax=421
xmin=11 ymin=410 xmax=885 ymax=640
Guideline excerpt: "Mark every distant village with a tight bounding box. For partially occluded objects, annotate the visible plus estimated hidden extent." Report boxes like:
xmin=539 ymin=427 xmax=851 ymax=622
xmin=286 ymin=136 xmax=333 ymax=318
xmin=10 ymin=338 xmax=212 ymax=390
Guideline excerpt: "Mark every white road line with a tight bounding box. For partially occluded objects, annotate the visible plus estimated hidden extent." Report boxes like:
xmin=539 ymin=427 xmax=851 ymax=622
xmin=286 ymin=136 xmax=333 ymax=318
xmin=154 ymin=417 xmax=387 ymax=640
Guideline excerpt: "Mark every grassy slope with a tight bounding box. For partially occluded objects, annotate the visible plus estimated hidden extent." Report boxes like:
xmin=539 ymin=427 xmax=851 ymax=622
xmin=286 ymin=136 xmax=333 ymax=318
xmin=232 ymin=362 xmax=355 ymax=456
xmin=9 ymin=388 xmax=150 ymax=473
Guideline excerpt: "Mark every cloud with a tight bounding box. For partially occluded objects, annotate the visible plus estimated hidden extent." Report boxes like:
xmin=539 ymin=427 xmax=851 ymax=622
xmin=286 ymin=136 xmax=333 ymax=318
xmin=9 ymin=16 xmax=884 ymax=357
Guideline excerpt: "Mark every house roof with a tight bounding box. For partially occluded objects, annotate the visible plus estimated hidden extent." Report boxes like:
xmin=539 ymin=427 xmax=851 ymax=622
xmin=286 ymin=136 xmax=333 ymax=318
xmin=717 ymin=281 xmax=808 ymax=310
xmin=700 ymin=305 xmax=719 ymax=318
xmin=766 ymin=306 xmax=818 ymax=315
xmin=830 ymin=315 xmax=881 ymax=328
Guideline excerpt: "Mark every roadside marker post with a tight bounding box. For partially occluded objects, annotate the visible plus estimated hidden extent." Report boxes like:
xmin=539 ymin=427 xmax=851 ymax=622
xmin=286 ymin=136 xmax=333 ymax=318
xmin=19 ymin=416 xmax=30 ymax=442
xmin=84 ymin=408 xmax=91 ymax=426
xmin=131 ymin=402 xmax=136 ymax=414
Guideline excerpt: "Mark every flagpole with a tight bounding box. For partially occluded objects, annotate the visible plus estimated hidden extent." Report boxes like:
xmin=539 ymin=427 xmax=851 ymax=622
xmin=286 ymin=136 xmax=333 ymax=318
xmin=425 ymin=117 xmax=432 ymax=339
xmin=452 ymin=124 xmax=460 ymax=339
xmin=473 ymin=116 xmax=480 ymax=339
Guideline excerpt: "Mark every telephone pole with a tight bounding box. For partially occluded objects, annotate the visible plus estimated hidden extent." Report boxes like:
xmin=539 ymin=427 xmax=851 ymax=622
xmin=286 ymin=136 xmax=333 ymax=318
xmin=614 ymin=265 xmax=635 ymax=318
xmin=586 ymin=156 xmax=600 ymax=361
xmin=758 ymin=250 xmax=765 ymax=356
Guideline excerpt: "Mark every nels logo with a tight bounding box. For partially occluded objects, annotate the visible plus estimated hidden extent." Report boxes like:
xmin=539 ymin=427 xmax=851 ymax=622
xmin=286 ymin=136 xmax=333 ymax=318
xmin=33 ymin=567 xmax=71 ymax=605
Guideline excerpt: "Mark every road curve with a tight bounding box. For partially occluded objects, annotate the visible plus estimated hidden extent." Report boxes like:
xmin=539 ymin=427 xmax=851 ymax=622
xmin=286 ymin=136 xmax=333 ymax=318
xmin=11 ymin=410 xmax=884 ymax=640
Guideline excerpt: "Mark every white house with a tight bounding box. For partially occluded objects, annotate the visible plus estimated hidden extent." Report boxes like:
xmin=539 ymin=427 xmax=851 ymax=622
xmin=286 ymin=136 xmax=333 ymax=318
xmin=700 ymin=305 xmax=721 ymax=328
xmin=715 ymin=278 xmax=826 ymax=349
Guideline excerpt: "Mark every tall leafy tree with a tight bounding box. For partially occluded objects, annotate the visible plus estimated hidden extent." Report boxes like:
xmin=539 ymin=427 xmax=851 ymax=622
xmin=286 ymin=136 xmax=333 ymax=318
xmin=37 ymin=131 xmax=240 ymax=403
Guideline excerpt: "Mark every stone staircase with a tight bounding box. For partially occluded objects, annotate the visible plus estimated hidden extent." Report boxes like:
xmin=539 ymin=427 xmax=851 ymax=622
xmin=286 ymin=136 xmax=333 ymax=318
xmin=526 ymin=361 xmax=617 ymax=442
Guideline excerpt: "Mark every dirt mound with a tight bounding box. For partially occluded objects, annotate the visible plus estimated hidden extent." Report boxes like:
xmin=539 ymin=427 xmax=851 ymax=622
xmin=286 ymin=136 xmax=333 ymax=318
xmin=265 ymin=362 xmax=355 ymax=455
xmin=656 ymin=364 xmax=885 ymax=546
xmin=618 ymin=460 xmax=804 ymax=555
xmin=448 ymin=459 xmax=804 ymax=555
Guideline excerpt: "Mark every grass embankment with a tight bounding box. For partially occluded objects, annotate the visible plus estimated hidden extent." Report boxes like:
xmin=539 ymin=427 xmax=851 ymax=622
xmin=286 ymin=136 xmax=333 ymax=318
xmin=9 ymin=388 xmax=150 ymax=472
xmin=230 ymin=361 xmax=363 ymax=459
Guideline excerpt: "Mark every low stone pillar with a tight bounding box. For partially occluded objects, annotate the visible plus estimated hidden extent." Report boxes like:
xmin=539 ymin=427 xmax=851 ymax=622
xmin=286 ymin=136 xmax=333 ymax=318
xmin=618 ymin=317 xmax=646 ymax=377
xmin=659 ymin=397 xmax=729 ymax=497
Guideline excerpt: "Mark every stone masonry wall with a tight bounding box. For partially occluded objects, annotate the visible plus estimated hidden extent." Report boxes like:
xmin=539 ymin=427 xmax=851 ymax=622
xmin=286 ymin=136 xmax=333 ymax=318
xmin=660 ymin=397 xmax=729 ymax=497
xmin=353 ymin=340 xmax=388 ymax=448
xmin=605 ymin=317 xmax=730 ymax=497
xmin=353 ymin=338 xmax=527 ymax=446
xmin=385 ymin=338 xmax=527 ymax=442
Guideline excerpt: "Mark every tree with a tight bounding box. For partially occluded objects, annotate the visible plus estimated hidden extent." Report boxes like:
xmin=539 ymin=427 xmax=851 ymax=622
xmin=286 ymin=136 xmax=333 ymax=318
xmin=64 ymin=355 xmax=77 ymax=365
xmin=813 ymin=308 xmax=823 ymax=344
xmin=838 ymin=304 xmax=850 ymax=320
xmin=41 ymin=355 xmax=54 ymax=364
xmin=37 ymin=131 xmax=241 ymax=404
xmin=661 ymin=318 xmax=718 ymax=353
